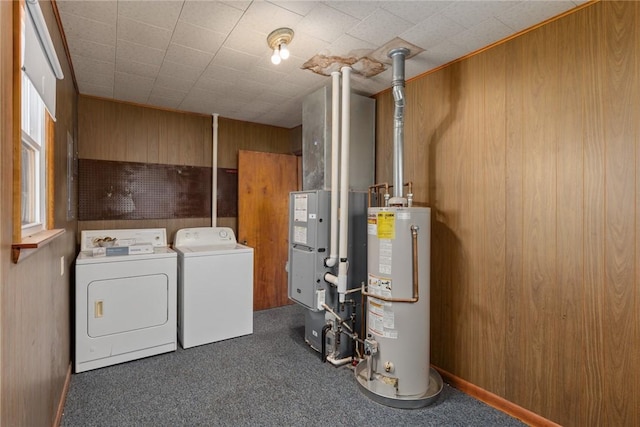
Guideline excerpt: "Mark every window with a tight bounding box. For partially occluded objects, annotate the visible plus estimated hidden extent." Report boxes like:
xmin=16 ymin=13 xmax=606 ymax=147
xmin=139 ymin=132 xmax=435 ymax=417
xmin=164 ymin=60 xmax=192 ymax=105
xmin=21 ymin=72 xmax=47 ymax=235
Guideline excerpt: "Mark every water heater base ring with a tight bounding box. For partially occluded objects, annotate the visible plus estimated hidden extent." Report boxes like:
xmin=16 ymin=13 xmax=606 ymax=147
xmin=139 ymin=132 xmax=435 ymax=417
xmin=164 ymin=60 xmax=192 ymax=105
xmin=355 ymin=362 xmax=444 ymax=409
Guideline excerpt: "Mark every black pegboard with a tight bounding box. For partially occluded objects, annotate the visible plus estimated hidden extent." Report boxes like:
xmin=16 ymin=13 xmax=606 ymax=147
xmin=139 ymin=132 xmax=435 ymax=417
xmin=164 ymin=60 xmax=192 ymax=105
xmin=78 ymin=159 xmax=215 ymax=220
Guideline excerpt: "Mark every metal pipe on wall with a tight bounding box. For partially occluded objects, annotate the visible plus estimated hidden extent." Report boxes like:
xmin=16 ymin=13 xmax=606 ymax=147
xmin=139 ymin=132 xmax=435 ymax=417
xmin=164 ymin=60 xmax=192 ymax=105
xmin=212 ymin=113 xmax=219 ymax=226
xmin=390 ymin=48 xmax=408 ymax=203
xmin=337 ymin=66 xmax=352 ymax=303
xmin=326 ymin=71 xmax=341 ymax=268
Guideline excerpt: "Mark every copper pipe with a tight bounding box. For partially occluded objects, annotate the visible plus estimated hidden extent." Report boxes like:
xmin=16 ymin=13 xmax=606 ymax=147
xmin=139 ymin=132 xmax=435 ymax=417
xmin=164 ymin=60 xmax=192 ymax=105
xmin=361 ymin=225 xmax=420 ymax=303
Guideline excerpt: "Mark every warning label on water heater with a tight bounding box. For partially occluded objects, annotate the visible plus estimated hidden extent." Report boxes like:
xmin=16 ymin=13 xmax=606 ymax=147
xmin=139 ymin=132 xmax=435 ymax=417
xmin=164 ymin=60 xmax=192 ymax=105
xmin=367 ymin=274 xmax=397 ymax=339
xmin=377 ymin=212 xmax=395 ymax=239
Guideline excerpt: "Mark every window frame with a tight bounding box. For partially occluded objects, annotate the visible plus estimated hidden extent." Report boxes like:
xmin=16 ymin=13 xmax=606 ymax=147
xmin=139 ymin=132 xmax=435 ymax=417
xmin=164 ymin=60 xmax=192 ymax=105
xmin=20 ymin=71 xmax=48 ymax=237
xmin=11 ymin=0 xmax=61 ymax=263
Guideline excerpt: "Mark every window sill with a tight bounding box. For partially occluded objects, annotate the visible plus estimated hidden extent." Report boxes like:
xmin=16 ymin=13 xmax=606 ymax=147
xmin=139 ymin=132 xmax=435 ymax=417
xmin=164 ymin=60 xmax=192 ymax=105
xmin=12 ymin=229 xmax=66 ymax=263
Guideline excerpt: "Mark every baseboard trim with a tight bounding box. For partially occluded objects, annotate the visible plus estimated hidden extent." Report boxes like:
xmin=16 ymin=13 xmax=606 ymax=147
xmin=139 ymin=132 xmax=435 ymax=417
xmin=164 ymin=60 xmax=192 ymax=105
xmin=53 ymin=363 xmax=72 ymax=427
xmin=433 ymin=366 xmax=561 ymax=427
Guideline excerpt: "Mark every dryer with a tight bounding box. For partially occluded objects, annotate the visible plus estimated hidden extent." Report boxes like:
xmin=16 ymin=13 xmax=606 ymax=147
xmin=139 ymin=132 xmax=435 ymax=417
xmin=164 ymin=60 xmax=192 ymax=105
xmin=75 ymin=228 xmax=177 ymax=373
xmin=174 ymin=227 xmax=253 ymax=349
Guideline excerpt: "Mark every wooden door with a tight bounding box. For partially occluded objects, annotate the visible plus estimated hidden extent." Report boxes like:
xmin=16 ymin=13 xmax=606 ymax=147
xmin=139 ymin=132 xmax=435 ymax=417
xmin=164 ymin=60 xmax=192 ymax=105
xmin=238 ymin=150 xmax=298 ymax=311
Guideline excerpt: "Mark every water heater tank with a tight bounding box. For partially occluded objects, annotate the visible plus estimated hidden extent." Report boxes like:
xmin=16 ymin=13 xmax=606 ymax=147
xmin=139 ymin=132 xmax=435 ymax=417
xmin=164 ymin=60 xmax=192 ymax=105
xmin=355 ymin=206 xmax=443 ymax=408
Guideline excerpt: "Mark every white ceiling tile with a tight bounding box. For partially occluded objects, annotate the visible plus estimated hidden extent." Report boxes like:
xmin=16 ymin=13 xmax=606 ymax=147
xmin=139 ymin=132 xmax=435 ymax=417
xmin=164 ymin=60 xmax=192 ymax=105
xmin=347 ymin=8 xmax=413 ymax=47
xmin=149 ymin=85 xmax=188 ymax=101
xmin=58 ymin=0 xmax=582 ymax=128
xmin=80 ymin=68 xmax=115 ymax=88
xmin=201 ymin=64 xmax=245 ymax=83
xmin=425 ymin=40 xmax=471 ymax=67
xmin=179 ymin=1 xmax=244 ymax=33
xmin=58 ymin=14 xmax=116 ymax=46
xmin=255 ymin=90 xmax=291 ymax=106
xmin=270 ymin=1 xmax=320 ymax=16
xmin=496 ymin=1 xmax=576 ymax=32
xmin=56 ymin=0 xmax=117 ymax=25
xmin=323 ymin=1 xmax=379 ymax=20
xmin=244 ymin=66 xmax=287 ymax=87
xmin=239 ymin=2 xmax=304 ymax=34
xmin=155 ymin=74 xmax=196 ymax=93
xmin=441 ymin=1 xmax=521 ymax=30
xmin=114 ymin=71 xmax=155 ymax=92
xmin=271 ymin=80 xmax=306 ymax=98
xmin=327 ymin=34 xmax=377 ymax=58
xmin=297 ymin=3 xmax=360 ymax=43
xmin=286 ymin=68 xmax=327 ymax=88
xmin=66 ymin=38 xmax=116 ymax=63
xmin=165 ymin=43 xmax=213 ymax=70
xmin=211 ymin=47 xmax=261 ymax=72
xmin=173 ymin=21 xmax=227 ymax=54
xmin=117 ymin=1 xmax=183 ymax=30
xmin=221 ymin=1 xmax=252 ymax=12
xmin=158 ymin=60 xmax=205 ymax=82
xmin=399 ymin=14 xmax=466 ymax=51
xmin=72 ymin=55 xmax=115 ymax=77
xmin=404 ymin=51 xmax=443 ymax=80
xmin=193 ymin=76 xmax=229 ymax=93
xmin=450 ymin=17 xmax=514 ymax=53
xmin=115 ymin=59 xmax=161 ymax=79
xmin=117 ymin=16 xmax=172 ymax=50
xmin=225 ymin=25 xmax=271 ymax=57
xmin=380 ymin=1 xmax=453 ymax=25
xmin=116 ymin=39 xmax=165 ymax=66
xmin=286 ymin=31 xmax=330 ymax=61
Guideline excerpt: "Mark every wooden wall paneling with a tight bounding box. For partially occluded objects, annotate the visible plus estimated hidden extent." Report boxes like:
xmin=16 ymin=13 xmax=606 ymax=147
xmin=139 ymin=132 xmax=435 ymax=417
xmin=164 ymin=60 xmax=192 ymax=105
xmin=503 ymin=28 xmax=526 ymax=411
xmin=634 ymin=3 xmax=640 ymax=425
xmin=553 ymin=9 xmax=586 ymax=425
xmin=157 ymin=109 xmax=169 ymax=164
xmin=426 ymin=68 xmax=461 ymax=375
xmin=164 ymin=112 xmax=180 ymax=164
xmin=126 ymin=104 xmax=146 ymax=163
xmin=374 ymin=89 xmax=394 ymax=185
xmin=452 ymin=59 xmax=477 ymax=382
xmin=581 ymin=3 xmax=606 ymax=424
xmin=217 ymin=118 xmax=291 ymax=169
xmin=403 ymin=72 xmax=429 ymax=204
xmin=112 ymin=102 xmax=129 ymax=161
xmin=145 ymin=108 xmax=160 ymax=164
xmin=479 ymin=44 xmax=507 ymax=397
xmin=458 ymin=56 xmax=487 ymax=384
xmin=520 ymin=22 xmax=560 ymax=416
xmin=601 ymin=2 xmax=638 ymax=425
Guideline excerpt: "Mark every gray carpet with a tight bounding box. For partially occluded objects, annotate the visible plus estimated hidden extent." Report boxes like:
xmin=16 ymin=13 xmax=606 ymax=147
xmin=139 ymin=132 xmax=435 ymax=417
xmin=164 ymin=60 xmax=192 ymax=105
xmin=61 ymin=304 xmax=525 ymax=427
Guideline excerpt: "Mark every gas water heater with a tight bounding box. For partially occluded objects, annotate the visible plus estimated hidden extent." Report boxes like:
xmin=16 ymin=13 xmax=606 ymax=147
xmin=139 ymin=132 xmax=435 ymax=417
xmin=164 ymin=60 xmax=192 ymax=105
xmin=354 ymin=47 xmax=443 ymax=408
xmin=355 ymin=205 xmax=442 ymax=407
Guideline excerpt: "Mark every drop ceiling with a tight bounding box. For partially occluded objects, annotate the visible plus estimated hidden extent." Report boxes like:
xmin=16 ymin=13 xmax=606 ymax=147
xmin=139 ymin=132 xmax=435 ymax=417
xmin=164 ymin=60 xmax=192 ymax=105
xmin=55 ymin=0 xmax=588 ymax=129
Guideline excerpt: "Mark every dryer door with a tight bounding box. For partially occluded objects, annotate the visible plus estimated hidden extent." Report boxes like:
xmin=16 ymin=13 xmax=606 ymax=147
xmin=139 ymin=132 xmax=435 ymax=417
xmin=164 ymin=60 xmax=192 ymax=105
xmin=88 ymin=273 xmax=169 ymax=337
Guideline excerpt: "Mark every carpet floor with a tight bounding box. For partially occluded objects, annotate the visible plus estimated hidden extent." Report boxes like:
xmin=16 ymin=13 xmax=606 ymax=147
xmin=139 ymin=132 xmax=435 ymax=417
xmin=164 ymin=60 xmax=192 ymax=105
xmin=61 ymin=304 xmax=525 ymax=427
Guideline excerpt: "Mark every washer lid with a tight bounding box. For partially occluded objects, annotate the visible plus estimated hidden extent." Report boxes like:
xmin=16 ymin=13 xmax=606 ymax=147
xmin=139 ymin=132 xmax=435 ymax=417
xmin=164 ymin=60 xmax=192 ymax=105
xmin=174 ymin=243 xmax=253 ymax=257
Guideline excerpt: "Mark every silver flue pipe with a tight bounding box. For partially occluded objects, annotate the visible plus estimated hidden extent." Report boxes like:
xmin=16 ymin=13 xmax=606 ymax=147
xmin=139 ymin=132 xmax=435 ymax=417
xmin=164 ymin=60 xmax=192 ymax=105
xmin=390 ymin=48 xmax=409 ymax=203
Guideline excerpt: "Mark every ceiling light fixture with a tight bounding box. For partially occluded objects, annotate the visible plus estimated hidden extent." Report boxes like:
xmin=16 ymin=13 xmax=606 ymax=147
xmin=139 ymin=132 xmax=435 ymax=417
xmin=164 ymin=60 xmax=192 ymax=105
xmin=267 ymin=27 xmax=294 ymax=65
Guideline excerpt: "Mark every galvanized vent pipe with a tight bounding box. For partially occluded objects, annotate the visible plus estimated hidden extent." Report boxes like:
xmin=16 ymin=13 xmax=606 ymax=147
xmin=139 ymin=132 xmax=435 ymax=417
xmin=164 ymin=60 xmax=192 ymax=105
xmin=390 ymin=48 xmax=409 ymax=203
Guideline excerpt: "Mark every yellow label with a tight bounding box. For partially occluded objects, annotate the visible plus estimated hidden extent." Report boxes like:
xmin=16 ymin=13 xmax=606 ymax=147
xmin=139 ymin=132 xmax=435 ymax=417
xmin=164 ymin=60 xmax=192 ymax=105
xmin=377 ymin=212 xmax=395 ymax=239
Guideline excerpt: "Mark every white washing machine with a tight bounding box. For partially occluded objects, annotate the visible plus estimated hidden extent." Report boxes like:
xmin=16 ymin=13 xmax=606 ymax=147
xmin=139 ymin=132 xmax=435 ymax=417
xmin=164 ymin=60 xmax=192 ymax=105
xmin=75 ymin=228 xmax=177 ymax=373
xmin=174 ymin=227 xmax=254 ymax=349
